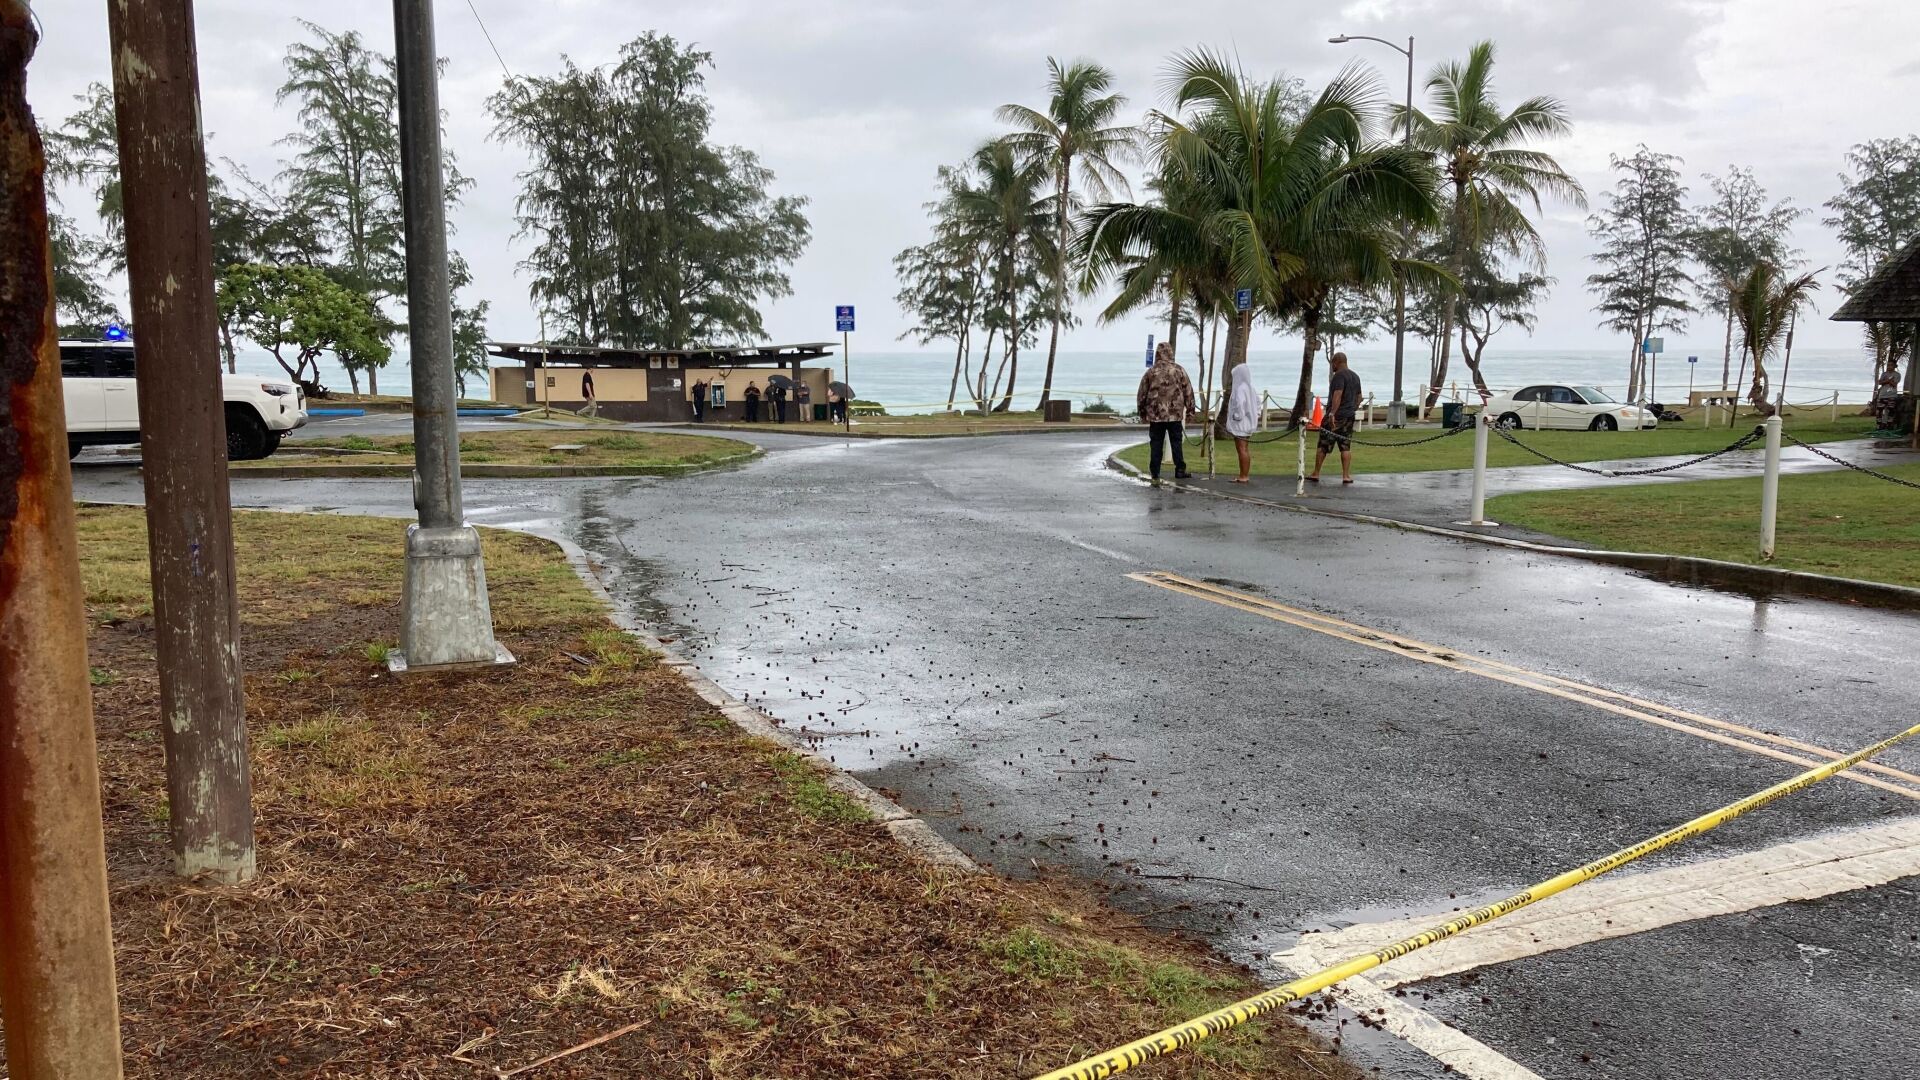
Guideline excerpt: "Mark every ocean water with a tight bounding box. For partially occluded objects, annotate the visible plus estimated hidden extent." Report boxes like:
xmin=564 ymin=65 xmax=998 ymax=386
xmin=225 ymin=344 xmax=1881 ymax=415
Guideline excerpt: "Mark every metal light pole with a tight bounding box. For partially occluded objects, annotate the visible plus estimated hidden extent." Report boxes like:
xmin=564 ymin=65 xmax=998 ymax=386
xmin=1 ymin=6 xmax=126 ymax=1072
xmin=390 ymin=0 xmax=510 ymax=671
xmin=1330 ymin=33 xmax=1414 ymax=427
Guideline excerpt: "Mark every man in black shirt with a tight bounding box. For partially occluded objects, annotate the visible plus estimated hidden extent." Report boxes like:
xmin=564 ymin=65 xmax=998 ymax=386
xmin=1309 ymin=351 xmax=1361 ymax=484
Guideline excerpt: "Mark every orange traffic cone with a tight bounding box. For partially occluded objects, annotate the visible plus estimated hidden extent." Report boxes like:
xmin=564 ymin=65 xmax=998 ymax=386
xmin=1306 ymin=396 xmax=1325 ymax=429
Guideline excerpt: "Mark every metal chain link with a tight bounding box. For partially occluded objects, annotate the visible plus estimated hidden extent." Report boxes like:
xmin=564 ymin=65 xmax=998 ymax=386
xmin=1246 ymin=423 xmax=1472 ymax=448
xmin=1782 ymin=435 xmax=1920 ymax=490
xmin=1492 ymin=424 xmax=1767 ymax=477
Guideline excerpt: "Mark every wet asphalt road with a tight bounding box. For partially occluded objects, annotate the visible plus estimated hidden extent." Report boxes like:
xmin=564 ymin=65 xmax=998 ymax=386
xmin=73 ymin=424 xmax=1920 ymax=1079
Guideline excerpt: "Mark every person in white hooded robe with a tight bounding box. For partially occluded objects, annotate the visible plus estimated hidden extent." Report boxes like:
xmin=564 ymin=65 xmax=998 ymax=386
xmin=1223 ymin=361 xmax=1260 ymax=483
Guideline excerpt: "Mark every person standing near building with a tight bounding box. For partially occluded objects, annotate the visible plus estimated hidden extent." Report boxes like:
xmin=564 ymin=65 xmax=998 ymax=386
xmin=1308 ymin=351 xmax=1362 ymax=485
xmin=691 ymin=377 xmax=709 ymax=422
xmin=770 ymin=381 xmax=790 ymax=423
xmin=744 ymin=381 xmax=762 ymax=423
xmin=580 ymin=368 xmax=597 ymax=417
xmin=1136 ymin=342 xmax=1197 ymax=486
xmin=796 ymin=380 xmax=812 ymax=422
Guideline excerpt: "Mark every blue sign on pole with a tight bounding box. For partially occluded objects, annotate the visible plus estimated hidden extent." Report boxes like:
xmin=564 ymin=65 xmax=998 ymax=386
xmin=1688 ymin=355 xmax=1699 ymax=364
xmin=835 ymin=305 xmax=855 ymax=332
xmin=1235 ymin=288 xmax=1252 ymax=312
xmin=1144 ymin=334 xmax=1155 ymax=369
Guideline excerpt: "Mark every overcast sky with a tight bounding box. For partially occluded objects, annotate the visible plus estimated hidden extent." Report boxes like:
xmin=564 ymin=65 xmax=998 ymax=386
xmin=27 ymin=0 xmax=1920 ymax=356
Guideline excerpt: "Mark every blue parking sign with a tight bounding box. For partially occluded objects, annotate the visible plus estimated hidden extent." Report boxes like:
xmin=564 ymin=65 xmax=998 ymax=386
xmin=835 ymin=305 xmax=855 ymax=332
xmin=1235 ymin=288 xmax=1252 ymax=312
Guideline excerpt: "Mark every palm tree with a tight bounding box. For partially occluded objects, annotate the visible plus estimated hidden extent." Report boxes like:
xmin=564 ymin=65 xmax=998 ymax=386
xmin=998 ymin=59 xmax=1137 ymax=411
xmin=1401 ymin=40 xmax=1583 ymax=405
xmin=953 ymin=141 xmax=1054 ymax=411
xmin=1080 ymin=52 xmax=1440 ymax=428
xmin=1730 ymin=262 xmax=1821 ymax=421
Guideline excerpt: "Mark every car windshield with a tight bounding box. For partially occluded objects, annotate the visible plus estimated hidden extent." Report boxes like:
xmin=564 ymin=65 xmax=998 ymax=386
xmin=1575 ymin=386 xmax=1616 ymax=404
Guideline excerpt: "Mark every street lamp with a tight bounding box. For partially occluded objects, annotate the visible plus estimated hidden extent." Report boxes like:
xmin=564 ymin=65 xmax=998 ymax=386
xmin=1330 ymin=32 xmax=1415 ymax=427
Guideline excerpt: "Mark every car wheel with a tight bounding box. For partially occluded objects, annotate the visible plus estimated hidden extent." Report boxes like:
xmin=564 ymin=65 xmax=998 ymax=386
xmin=226 ymin=408 xmax=268 ymax=461
xmin=1589 ymin=415 xmax=1618 ymax=432
xmin=1497 ymin=412 xmax=1523 ymax=430
xmin=68 ymin=438 xmax=83 ymax=460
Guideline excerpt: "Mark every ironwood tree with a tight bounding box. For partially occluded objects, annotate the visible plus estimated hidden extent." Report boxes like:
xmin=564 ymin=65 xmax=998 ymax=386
xmin=1585 ymin=145 xmax=1696 ymax=402
xmin=489 ymin=32 xmax=810 ymax=349
xmin=1690 ymin=166 xmax=1802 ymax=392
xmin=1823 ymin=135 xmax=1920 ymax=392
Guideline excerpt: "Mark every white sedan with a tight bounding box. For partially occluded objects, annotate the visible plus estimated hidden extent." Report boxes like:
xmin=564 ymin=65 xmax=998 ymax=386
xmin=1483 ymin=384 xmax=1657 ymax=431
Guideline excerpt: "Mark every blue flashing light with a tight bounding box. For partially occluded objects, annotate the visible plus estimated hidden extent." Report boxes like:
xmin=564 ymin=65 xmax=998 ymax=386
xmin=103 ymin=323 xmax=128 ymax=341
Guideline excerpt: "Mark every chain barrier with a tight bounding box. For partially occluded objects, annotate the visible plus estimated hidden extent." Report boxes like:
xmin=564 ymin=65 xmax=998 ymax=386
xmin=1782 ymin=434 xmax=1920 ymax=490
xmin=1244 ymin=422 xmax=1472 ymax=448
xmin=1492 ymin=424 xmax=1766 ymax=477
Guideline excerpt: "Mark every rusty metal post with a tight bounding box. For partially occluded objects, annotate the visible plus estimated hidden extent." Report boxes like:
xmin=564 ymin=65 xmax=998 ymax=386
xmin=107 ymin=0 xmax=256 ymax=882
xmin=0 ymin=4 xmax=127 ymax=1075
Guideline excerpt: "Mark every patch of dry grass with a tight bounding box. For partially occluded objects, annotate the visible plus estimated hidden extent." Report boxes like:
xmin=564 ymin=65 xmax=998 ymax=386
xmin=19 ymin=508 xmax=1354 ymax=1080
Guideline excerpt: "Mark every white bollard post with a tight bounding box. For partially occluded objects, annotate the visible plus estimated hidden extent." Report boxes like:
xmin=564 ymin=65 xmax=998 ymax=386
xmin=1261 ymin=391 xmax=1270 ymax=432
xmin=1469 ymin=414 xmax=1493 ymax=525
xmin=1296 ymin=419 xmax=1307 ymax=497
xmin=1758 ymin=415 xmax=1782 ymax=561
xmin=1831 ymin=391 xmax=1839 ymax=423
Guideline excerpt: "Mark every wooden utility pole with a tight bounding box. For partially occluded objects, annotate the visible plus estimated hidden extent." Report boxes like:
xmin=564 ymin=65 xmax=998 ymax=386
xmin=0 ymin=4 xmax=126 ymax=1074
xmin=108 ymin=0 xmax=256 ymax=881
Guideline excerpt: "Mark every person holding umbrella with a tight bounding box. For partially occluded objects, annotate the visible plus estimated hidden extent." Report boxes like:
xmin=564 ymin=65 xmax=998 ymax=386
xmin=827 ymin=380 xmax=854 ymax=425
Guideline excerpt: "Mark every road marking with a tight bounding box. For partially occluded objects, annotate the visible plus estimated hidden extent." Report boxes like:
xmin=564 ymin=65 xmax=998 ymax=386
xmin=1265 ymin=955 xmax=1545 ymax=1080
xmin=1129 ymin=570 xmax=1920 ymax=801
xmin=1287 ymin=814 xmax=1920 ymax=988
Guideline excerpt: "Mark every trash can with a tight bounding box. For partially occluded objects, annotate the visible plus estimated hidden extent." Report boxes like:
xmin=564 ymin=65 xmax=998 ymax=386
xmin=1441 ymin=401 xmax=1464 ymax=428
xmin=812 ymin=403 xmax=829 ymax=421
xmin=1043 ymin=399 xmax=1072 ymax=423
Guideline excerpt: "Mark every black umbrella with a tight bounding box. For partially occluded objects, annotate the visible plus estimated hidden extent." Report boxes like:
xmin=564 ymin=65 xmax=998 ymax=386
xmin=766 ymin=374 xmax=796 ymax=389
xmin=830 ymin=381 xmax=855 ymax=400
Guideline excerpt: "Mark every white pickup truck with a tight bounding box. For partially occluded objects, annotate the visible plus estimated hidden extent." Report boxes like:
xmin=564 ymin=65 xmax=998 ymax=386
xmin=60 ymin=340 xmax=308 ymax=460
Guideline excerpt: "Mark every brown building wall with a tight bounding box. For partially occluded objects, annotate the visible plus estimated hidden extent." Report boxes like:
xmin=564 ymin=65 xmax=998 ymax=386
xmin=490 ymin=363 xmax=834 ymax=422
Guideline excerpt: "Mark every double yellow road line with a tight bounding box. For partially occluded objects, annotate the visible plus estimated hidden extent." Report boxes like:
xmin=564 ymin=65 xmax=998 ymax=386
xmin=1128 ymin=570 xmax=1920 ymax=801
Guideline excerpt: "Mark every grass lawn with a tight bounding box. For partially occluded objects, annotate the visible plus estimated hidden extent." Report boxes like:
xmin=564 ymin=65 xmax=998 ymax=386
xmin=1117 ymin=415 xmax=1880 ymax=477
xmin=709 ymin=409 xmax=1127 ymax=436
xmin=246 ymin=429 xmax=754 ymax=468
xmin=1487 ymin=463 xmax=1920 ymax=587
xmin=48 ymin=506 xmax=1352 ymax=1079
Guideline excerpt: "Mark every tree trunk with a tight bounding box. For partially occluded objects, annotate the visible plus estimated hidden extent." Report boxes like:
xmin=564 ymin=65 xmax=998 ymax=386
xmin=975 ymin=325 xmax=996 ymax=413
xmin=367 ymin=366 xmax=378 ymax=396
xmin=1166 ymin=274 xmax=1181 ymax=357
xmin=347 ymin=367 xmax=361 ymax=395
xmin=1039 ymin=160 xmax=1069 ymax=411
xmin=220 ymin=319 xmax=237 ymax=374
xmin=1290 ymin=302 xmax=1323 ymax=429
xmin=996 ymin=251 xmax=1018 ymax=412
xmin=946 ymin=328 xmax=967 ymax=412
xmin=1219 ymin=307 xmax=1251 ymax=415
xmin=1459 ymin=322 xmax=1491 ymax=399
xmin=1426 ymin=177 xmax=1469 ymax=409
xmin=1719 ymin=306 xmax=1733 ymax=391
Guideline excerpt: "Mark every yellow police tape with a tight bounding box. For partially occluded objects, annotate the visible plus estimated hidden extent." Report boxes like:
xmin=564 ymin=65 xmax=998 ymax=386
xmin=1032 ymin=718 xmax=1920 ymax=1080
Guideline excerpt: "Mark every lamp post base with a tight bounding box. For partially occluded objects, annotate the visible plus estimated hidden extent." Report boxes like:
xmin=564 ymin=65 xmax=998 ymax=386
xmin=391 ymin=524 xmax=515 ymax=672
xmin=1387 ymin=399 xmax=1407 ymax=429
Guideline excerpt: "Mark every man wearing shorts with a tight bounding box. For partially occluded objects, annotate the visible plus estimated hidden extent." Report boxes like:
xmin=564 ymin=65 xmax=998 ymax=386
xmin=1309 ymin=351 xmax=1361 ymax=484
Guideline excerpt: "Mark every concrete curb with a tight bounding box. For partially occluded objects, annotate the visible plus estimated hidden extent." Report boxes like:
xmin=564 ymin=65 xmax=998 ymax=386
xmin=663 ymin=422 xmax=1132 ymax=440
xmin=1104 ymin=450 xmax=1920 ymax=611
xmin=229 ymin=447 xmax=763 ymax=479
xmin=545 ymin=535 xmax=981 ymax=874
